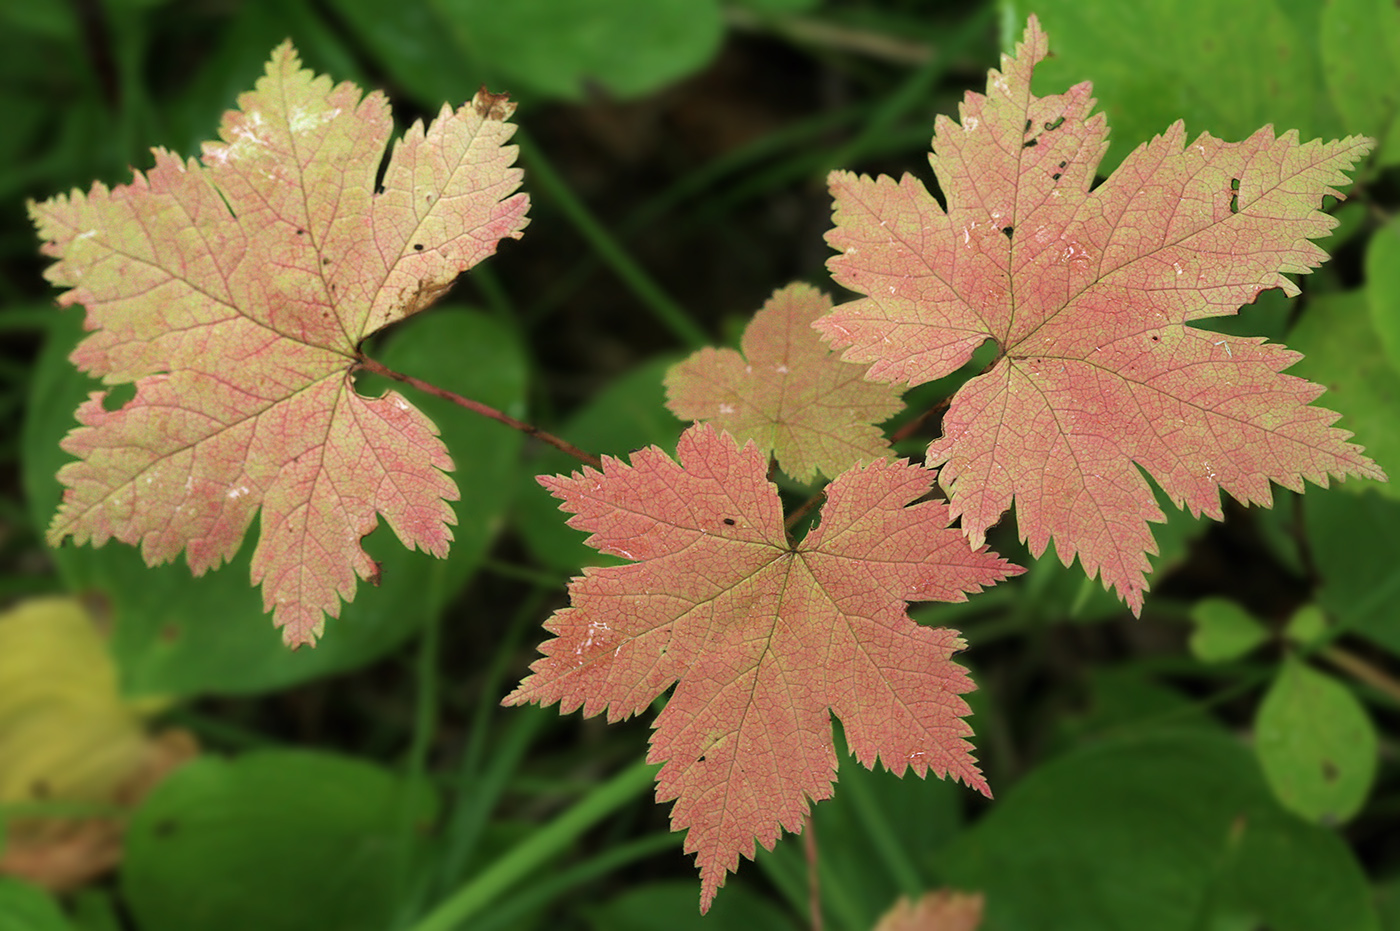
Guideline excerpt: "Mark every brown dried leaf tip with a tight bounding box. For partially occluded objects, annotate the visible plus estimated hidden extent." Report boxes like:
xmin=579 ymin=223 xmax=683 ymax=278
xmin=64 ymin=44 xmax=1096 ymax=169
xmin=473 ymin=87 xmax=515 ymax=121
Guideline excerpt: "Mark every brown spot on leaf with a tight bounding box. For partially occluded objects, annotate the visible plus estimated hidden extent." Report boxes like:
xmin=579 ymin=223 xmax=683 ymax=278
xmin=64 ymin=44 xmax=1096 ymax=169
xmin=472 ymin=87 xmax=515 ymax=121
xmin=398 ymin=276 xmax=456 ymax=317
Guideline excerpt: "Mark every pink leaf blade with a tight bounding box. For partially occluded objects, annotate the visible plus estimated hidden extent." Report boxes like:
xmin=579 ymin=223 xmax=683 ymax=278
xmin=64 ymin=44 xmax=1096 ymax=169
xmin=825 ymin=16 xmax=1384 ymax=614
xmin=508 ymin=425 xmax=1021 ymax=912
xmin=367 ymin=95 xmax=530 ymax=336
xmin=821 ymin=172 xmax=991 ymax=385
xmin=31 ymin=43 xmax=529 ymax=646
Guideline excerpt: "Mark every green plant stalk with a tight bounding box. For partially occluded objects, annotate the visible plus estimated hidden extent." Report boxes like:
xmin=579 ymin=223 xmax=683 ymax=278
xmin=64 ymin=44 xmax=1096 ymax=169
xmin=407 ymin=757 xmax=659 ymax=931
xmin=517 ymin=133 xmax=710 ymax=349
xmin=840 ymin=767 xmax=924 ymax=899
xmin=820 ymin=5 xmax=993 ymax=175
xmin=392 ymin=561 xmax=446 ymax=918
xmin=472 ymin=832 xmax=682 ymax=931
xmin=434 ymin=591 xmax=551 ymax=892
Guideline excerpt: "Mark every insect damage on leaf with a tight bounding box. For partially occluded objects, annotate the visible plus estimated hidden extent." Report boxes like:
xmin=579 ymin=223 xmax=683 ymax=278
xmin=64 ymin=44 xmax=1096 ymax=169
xmin=505 ymin=424 xmax=1022 ymax=911
xmin=29 ymin=43 xmax=529 ymax=647
xmin=819 ymin=15 xmax=1384 ymax=613
xmin=664 ymin=282 xmax=904 ymax=483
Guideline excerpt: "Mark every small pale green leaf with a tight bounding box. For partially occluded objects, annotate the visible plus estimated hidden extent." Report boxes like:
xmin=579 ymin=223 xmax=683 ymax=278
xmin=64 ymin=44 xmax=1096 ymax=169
xmin=1283 ymin=605 xmax=1328 ymax=648
xmin=665 ymin=283 xmax=902 ymax=483
xmin=122 ymin=751 xmax=435 ymax=931
xmin=1255 ymin=656 xmax=1378 ymax=824
xmin=1189 ymin=597 xmax=1270 ymax=663
xmin=1288 ymin=289 xmax=1400 ymax=500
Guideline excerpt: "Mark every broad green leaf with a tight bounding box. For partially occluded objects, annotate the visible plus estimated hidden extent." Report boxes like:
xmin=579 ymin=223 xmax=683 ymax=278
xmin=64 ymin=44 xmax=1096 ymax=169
xmin=1288 ymin=289 xmax=1400 ymax=500
xmin=1305 ymin=488 xmax=1400 ymax=655
xmin=319 ymin=0 xmax=477 ymax=109
xmin=122 ymin=751 xmax=434 ymax=931
xmin=584 ymin=880 xmax=800 ymax=931
xmin=1003 ymin=0 xmax=1340 ymax=174
xmin=729 ymin=0 xmax=821 ymax=13
xmin=940 ymin=731 xmax=1378 ymax=931
xmin=516 ymin=356 xmax=682 ymax=573
xmin=0 ymin=879 xmax=77 ymax=931
xmin=1049 ymin=666 xmax=1223 ymax=753
xmin=1189 ymin=597 xmax=1270 ymax=663
xmin=433 ymin=0 xmax=724 ymax=100
xmin=24 ymin=306 xmax=525 ymax=697
xmin=1255 ymin=655 xmax=1378 ymax=824
xmin=1365 ymin=219 xmax=1400 ymax=373
xmin=1321 ymin=0 xmax=1400 ymax=165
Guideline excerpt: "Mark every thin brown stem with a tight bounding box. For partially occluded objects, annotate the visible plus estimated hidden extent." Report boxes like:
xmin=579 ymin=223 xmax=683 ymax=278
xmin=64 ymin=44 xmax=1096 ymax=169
xmin=725 ymin=7 xmax=932 ymax=65
xmin=785 ymin=488 xmax=827 ymax=532
xmin=1319 ymin=645 xmax=1400 ymax=706
xmin=356 ymin=356 xmax=603 ymax=470
xmin=803 ymin=814 xmax=824 ymax=931
xmin=890 ymin=394 xmax=952 ymax=446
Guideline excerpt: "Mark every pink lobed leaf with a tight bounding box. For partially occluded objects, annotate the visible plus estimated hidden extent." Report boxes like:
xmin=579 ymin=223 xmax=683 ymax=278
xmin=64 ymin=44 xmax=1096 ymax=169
xmin=505 ymin=423 xmax=1021 ymax=911
xmin=820 ymin=16 xmax=1384 ymax=612
xmin=664 ymin=282 xmax=904 ymax=482
xmin=29 ymin=44 xmax=529 ymax=646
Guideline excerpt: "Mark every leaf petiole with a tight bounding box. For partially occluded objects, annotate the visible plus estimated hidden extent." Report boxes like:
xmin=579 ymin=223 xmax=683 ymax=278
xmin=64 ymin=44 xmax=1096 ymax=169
xmin=356 ymin=355 xmax=601 ymax=469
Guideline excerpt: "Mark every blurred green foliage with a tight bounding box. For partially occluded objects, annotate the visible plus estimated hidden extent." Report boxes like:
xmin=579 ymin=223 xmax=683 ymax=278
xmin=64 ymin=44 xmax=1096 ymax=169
xmin=0 ymin=0 xmax=1397 ymax=929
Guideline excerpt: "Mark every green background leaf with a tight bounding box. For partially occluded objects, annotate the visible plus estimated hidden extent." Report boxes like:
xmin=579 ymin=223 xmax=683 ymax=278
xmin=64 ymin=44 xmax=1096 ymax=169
xmin=1254 ymin=656 xmax=1378 ymax=824
xmin=939 ymin=731 xmax=1379 ymax=931
xmin=121 ymin=750 xmax=435 ymax=931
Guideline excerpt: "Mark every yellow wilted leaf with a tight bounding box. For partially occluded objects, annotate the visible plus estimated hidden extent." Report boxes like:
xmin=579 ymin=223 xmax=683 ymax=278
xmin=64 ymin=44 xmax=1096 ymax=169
xmin=0 ymin=596 xmax=195 ymax=890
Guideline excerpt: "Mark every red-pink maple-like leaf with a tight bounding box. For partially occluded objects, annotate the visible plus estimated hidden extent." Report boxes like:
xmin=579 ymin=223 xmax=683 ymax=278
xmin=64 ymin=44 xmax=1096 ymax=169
xmin=819 ymin=17 xmax=1384 ymax=612
xmin=29 ymin=44 xmax=528 ymax=646
xmin=505 ymin=423 xmax=1021 ymax=911
xmin=664 ymin=282 xmax=903 ymax=482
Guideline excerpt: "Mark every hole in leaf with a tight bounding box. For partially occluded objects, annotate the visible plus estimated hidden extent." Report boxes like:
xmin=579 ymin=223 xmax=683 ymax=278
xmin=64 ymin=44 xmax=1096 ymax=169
xmin=1002 ymin=226 xmax=1014 ymax=238
xmin=295 ymin=228 xmax=306 ymax=236
xmin=413 ymin=243 xmax=424 ymax=251
xmin=1051 ymin=172 xmax=1062 ymax=181
xmin=102 ymin=383 xmax=136 ymax=411
xmin=1023 ymin=119 xmax=1032 ymax=133
xmin=1044 ymin=116 xmax=1065 ymax=131
xmin=1022 ymin=138 xmax=1038 ymax=148
xmin=723 ymin=518 xmax=736 ymax=526
xmin=1229 ymin=177 xmax=1241 ymax=214
xmin=322 ymin=257 xmax=331 ymax=266
xmin=1058 ymin=160 xmax=1068 ymax=169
